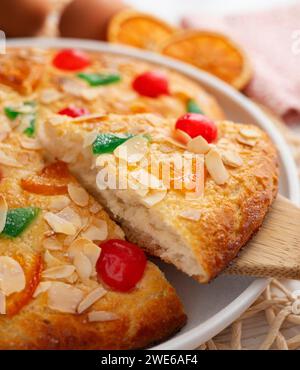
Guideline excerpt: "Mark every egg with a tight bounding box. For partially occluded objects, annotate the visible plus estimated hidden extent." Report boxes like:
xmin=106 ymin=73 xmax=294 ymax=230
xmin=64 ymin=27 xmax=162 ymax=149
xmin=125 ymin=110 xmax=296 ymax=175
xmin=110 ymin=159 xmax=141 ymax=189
xmin=59 ymin=0 xmax=128 ymax=41
xmin=0 ymin=0 xmax=50 ymax=37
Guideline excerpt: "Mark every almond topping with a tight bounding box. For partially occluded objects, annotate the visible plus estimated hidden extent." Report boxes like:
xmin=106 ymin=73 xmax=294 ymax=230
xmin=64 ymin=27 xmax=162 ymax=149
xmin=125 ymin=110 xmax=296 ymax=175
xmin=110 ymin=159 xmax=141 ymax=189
xmin=173 ymin=129 xmax=191 ymax=145
xmin=187 ymin=136 xmax=210 ymax=154
xmin=57 ymin=207 xmax=82 ymax=229
xmin=0 ymin=291 xmax=6 ymax=314
xmin=73 ymin=252 xmax=93 ymax=283
xmin=81 ymin=221 xmax=108 ymax=242
xmin=49 ymin=196 xmax=71 ymax=211
xmin=68 ymin=183 xmax=89 ymax=207
xmin=205 ymin=149 xmax=229 ymax=185
xmin=141 ymin=189 xmax=167 ymax=208
xmin=179 ymin=209 xmax=201 ymax=221
xmin=88 ymin=311 xmax=119 ymax=322
xmin=77 ymin=287 xmax=107 ymax=314
xmin=43 ymin=237 xmax=63 ymax=251
xmin=239 ymin=128 xmax=261 ymax=139
xmin=164 ymin=137 xmax=186 ymax=149
xmin=18 ymin=136 xmax=42 ymax=150
xmin=0 ymin=195 xmax=8 ymax=234
xmin=68 ymin=238 xmax=101 ymax=270
xmin=221 ymin=151 xmax=243 ymax=168
xmin=89 ymin=203 xmax=102 ymax=214
xmin=47 ymin=282 xmax=84 ymax=314
xmin=33 ymin=281 xmax=52 ymax=298
xmin=44 ymin=250 xmax=62 ymax=268
xmin=83 ymin=131 xmax=98 ymax=148
xmin=237 ymin=136 xmax=256 ymax=147
xmin=0 ymin=150 xmax=22 ymax=167
xmin=0 ymin=256 xmax=26 ymax=296
xmin=42 ymin=265 xmax=75 ymax=279
xmin=40 ymin=89 xmax=62 ymax=104
xmin=114 ymin=135 xmax=148 ymax=163
xmin=44 ymin=212 xmax=77 ymax=235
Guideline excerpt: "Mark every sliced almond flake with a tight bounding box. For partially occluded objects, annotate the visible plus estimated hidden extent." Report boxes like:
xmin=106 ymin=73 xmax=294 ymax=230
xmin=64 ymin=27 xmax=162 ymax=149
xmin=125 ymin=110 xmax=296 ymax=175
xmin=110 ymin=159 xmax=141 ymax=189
xmin=81 ymin=88 xmax=100 ymax=101
xmin=236 ymin=136 xmax=256 ymax=147
xmin=164 ymin=137 xmax=186 ymax=149
xmin=173 ymin=129 xmax=191 ymax=145
xmin=205 ymin=149 xmax=229 ymax=185
xmin=43 ymin=237 xmax=63 ymax=251
xmin=89 ymin=202 xmax=102 ymax=214
xmin=221 ymin=151 xmax=243 ymax=168
xmin=33 ymin=281 xmax=52 ymax=298
xmin=73 ymin=252 xmax=93 ymax=283
xmin=0 ymin=195 xmax=8 ymax=234
xmin=68 ymin=238 xmax=101 ymax=269
xmin=61 ymin=150 xmax=80 ymax=164
xmin=65 ymin=272 xmax=79 ymax=284
xmin=48 ymin=115 xmax=69 ymax=126
xmin=0 ymin=291 xmax=6 ymax=314
xmin=44 ymin=212 xmax=77 ymax=236
xmin=47 ymin=282 xmax=84 ymax=314
xmin=42 ymin=265 xmax=75 ymax=279
xmin=128 ymin=178 xmax=149 ymax=197
xmin=239 ymin=128 xmax=261 ymax=139
xmin=77 ymin=287 xmax=107 ymax=314
xmin=81 ymin=221 xmax=108 ymax=242
xmin=40 ymin=89 xmax=62 ymax=104
xmin=0 ymin=256 xmax=26 ymax=296
xmin=130 ymin=168 xmax=165 ymax=190
xmin=187 ymin=136 xmax=210 ymax=154
xmin=49 ymin=196 xmax=71 ymax=211
xmin=83 ymin=131 xmax=98 ymax=148
xmin=141 ymin=189 xmax=167 ymax=208
xmin=88 ymin=311 xmax=119 ymax=322
xmin=68 ymin=183 xmax=89 ymax=207
xmin=0 ymin=150 xmax=23 ymax=168
xmin=18 ymin=136 xmax=42 ymax=150
xmin=114 ymin=135 xmax=149 ymax=164
xmin=57 ymin=207 xmax=82 ymax=229
xmin=44 ymin=250 xmax=62 ymax=268
xmin=179 ymin=209 xmax=201 ymax=221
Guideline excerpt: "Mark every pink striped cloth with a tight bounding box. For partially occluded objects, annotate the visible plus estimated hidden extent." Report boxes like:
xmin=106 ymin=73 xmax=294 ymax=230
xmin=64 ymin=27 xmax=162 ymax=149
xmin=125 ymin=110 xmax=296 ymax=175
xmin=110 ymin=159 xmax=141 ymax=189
xmin=182 ymin=3 xmax=300 ymax=124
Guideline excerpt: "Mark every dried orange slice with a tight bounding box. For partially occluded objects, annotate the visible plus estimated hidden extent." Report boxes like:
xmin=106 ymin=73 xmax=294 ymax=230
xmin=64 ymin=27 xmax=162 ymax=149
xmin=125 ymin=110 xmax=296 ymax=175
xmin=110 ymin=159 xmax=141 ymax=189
xmin=158 ymin=30 xmax=251 ymax=90
xmin=108 ymin=9 xmax=175 ymax=50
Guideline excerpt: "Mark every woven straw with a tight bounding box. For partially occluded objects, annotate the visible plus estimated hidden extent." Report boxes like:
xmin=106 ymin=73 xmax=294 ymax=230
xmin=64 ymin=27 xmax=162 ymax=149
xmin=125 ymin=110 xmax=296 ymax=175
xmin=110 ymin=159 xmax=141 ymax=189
xmin=37 ymin=0 xmax=300 ymax=350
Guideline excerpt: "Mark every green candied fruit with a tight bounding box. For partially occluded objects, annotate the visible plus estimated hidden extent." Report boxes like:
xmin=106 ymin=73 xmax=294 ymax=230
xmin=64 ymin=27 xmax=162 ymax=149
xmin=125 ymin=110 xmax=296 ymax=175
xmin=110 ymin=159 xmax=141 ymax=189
xmin=4 ymin=107 xmax=20 ymax=120
xmin=1 ymin=207 xmax=40 ymax=238
xmin=92 ymin=133 xmax=133 ymax=155
xmin=77 ymin=72 xmax=121 ymax=87
xmin=23 ymin=118 xmax=35 ymax=137
xmin=187 ymin=99 xmax=204 ymax=114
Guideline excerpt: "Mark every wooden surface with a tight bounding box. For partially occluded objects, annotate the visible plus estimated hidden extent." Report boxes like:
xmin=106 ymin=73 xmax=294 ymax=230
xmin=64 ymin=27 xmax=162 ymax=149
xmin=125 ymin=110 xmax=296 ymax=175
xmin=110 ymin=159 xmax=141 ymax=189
xmin=227 ymin=195 xmax=300 ymax=280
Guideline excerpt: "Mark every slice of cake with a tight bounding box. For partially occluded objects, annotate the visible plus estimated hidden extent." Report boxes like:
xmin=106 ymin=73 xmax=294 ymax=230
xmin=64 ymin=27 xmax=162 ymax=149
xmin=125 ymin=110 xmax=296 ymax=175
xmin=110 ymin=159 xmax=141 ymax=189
xmin=40 ymin=113 xmax=279 ymax=283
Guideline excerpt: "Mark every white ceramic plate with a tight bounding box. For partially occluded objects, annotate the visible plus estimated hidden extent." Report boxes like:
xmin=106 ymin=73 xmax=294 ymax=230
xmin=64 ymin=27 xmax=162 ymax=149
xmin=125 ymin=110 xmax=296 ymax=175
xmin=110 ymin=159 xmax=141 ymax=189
xmin=7 ymin=38 xmax=300 ymax=350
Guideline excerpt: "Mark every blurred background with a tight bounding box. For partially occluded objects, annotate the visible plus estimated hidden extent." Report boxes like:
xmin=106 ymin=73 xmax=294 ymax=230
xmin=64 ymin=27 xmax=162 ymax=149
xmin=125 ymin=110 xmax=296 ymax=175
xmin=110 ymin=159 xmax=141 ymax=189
xmin=128 ymin=0 xmax=297 ymax=23
xmin=0 ymin=0 xmax=299 ymax=132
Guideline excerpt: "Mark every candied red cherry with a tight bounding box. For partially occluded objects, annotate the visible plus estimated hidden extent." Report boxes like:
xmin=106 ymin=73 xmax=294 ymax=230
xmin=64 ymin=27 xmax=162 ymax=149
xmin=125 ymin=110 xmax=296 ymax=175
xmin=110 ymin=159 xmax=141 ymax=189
xmin=52 ymin=49 xmax=91 ymax=71
xmin=175 ymin=113 xmax=218 ymax=143
xmin=132 ymin=71 xmax=170 ymax=98
xmin=58 ymin=106 xmax=89 ymax=118
xmin=96 ymin=239 xmax=147 ymax=292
